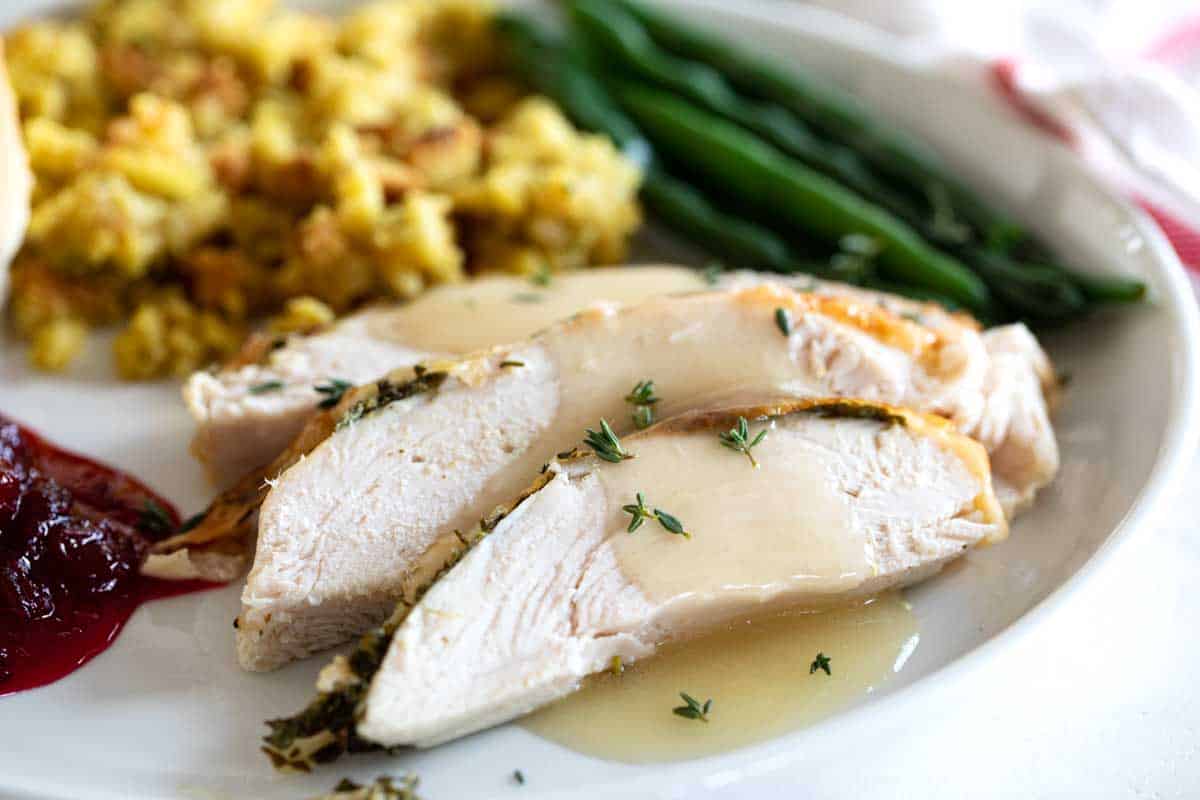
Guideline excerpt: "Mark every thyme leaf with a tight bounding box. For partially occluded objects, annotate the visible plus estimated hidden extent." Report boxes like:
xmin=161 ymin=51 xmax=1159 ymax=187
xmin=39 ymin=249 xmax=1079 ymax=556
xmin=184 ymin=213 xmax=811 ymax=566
xmin=775 ymin=307 xmax=792 ymax=336
xmin=176 ymin=510 xmax=206 ymax=534
xmin=624 ymin=379 xmax=659 ymax=407
xmin=702 ymin=261 xmax=724 ymax=286
xmin=250 ymin=380 xmax=284 ymax=395
xmin=499 ymin=360 xmax=525 ymax=368
xmin=622 ymin=492 xmax=690 ymax=538
xmin=513 ymin=769 xmax=526 ymax=786
xmin=672 ymin=692 xmax=712 ymax=722
xmin=625 ymin=379 xmax=660 ymax=429
xmin=511 ymin=292 xmax=544 ymax=303
xmin=139 ymin=500 xmax=174 ymax=536
xmin=314 ymin=378 xmax=353 ymax=410
xmin=810 ymin=652 xmax=832 ymax=676
xmin=610 ymin=655 xmax=624 ymax=675
xmin=530 ymin=263 xmax=553 ymax=287
xmin=584 ymin=419 xmax=633 ymax=463
xmin=718 ymin=416 xmax=768 ymax=468
xmin=321 ymin=774 xmax=421 ymax=799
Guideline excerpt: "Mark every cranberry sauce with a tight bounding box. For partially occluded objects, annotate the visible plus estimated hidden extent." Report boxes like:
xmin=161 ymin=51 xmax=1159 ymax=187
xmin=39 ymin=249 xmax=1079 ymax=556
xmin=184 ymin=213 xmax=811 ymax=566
xmin=0 ymin=414 xmax=213 ymax=695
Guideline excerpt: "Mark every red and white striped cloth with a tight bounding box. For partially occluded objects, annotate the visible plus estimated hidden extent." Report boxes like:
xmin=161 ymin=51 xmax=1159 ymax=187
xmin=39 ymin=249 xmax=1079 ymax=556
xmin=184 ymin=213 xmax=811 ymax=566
xmin=813 ymin=0 xmax=1200 ymax=282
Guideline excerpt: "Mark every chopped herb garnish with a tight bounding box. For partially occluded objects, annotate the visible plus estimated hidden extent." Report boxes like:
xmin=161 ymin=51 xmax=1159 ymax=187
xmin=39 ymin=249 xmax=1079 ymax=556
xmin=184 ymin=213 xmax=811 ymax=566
xmin=625 ymin=379 xmax=659 ymax=407
xmin=810 ymin=652 xmax=832 ymax=676
xmin=624 ymin=379 xmax=660 ymax=430
xmin=775 ymin=307 xmax=792 ymax=336
xmin=530 ymin=263 xmax=553 ymax=287
xmin=314 ymin=378 xmax=353 ymax=410
xmin=499 ymin=360 xmax=525 ymax=368
xmin=672 ymin=692 xmax=712 ymax=722
xmin=584 ymin=419 xmax=633 ymax=463
xmin=655 ymin=509 xmax=688 ymax=537
xmin=511 ymin=292 xmax=544 ymax=303
xmin=177 ymin=510 xmax=206 ymax=534
xmin=335 ymin=372 xmax=446 ymax=431
xmin=139 ymin=500 xmax=173 ymax=536
xmin=610 ymin=655 xmax=624 ymax=676
xmin=718 ymin=416 xmax=768 ymax=468
xmin=702 ymin=262 xmax=724 ymax=286
xmin=324 ymin=774 xmax=420 ymax=799
xmin=512 ymin=769 xmax=526 ymax=786
xmin=250 ymin=380 xmax=284 ymax=395
xmin=622 ymin=492 xmax=690 ymax=538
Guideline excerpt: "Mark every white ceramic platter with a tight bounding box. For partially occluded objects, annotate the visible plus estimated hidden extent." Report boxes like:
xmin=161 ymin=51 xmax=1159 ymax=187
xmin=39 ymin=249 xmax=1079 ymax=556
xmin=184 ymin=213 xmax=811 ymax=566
xmin=1 ymin=1 xmax=1198 ymax=798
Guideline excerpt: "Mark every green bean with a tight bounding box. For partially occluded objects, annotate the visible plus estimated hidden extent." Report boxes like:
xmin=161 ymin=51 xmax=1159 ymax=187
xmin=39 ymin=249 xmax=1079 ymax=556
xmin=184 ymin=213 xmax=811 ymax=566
xmin=569 ymin=0 xmax=938 ymax=241
xmin=1062 ymin=270 xmax=1147 ymax=304
xmin=642 ymin=168 xmax=798 ymax=272
xmin=959 ymin=248 xmax=1087 ymax=320
xmin=616 ymin=82 xmax=993 ymax=313
xmin=572 ymin=1 xmax=1103 ymax=319
xmin=615 ymin=0 xmax=1024 ymax=249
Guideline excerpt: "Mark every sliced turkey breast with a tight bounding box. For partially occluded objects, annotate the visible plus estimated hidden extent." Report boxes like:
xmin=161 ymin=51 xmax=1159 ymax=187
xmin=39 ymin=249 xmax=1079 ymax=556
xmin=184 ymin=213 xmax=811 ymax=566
xmin=0 ymin=44 xmax=32 ymax=306
xmin=185 ymin=266 xmax=706 ymax=483
xmin=260 ymin=400 xmax=1004 ymax=767
xmin=230 ymin=284 xmax=995 ymax=671
xmin=979 ymin=324 xmax=1060 ymax=514
xmin=183 ymin=265 xmax=977 ymax=484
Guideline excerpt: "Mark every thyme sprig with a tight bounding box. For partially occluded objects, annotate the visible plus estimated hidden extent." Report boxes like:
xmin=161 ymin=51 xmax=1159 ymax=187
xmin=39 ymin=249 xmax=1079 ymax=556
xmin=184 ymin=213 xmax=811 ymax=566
xmin=775 ymin=307 xmax=793 ymax=336
xmin=622 ymin=492 xmax=689 ymax=538
xmin=718 ymin=416 xmax=768 ymax=468
xmin=250 ymin=380 xmax=284 ymax=395
xmin=625 ymin=379 xmax=660 ymax=429
xmin=315 ymin=378 xmax=353 ymax=409
xmin=336 ymin=372 xmax=446 ymax=431
xmin=139 ymin=500 xmax=174 ymax=536
xmin=672 ymin=692 xmax=712 ymax=723
xmin=810 ymin=652 xmax=832 ymax=676
xmin=584 ymin=419 xmax=633 ymax=463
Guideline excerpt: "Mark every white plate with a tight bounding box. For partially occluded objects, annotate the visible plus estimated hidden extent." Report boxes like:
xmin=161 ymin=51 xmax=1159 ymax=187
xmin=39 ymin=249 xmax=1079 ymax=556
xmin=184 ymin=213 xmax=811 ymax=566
xmin=1 ymin=1 xmax=1198 ymax=798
